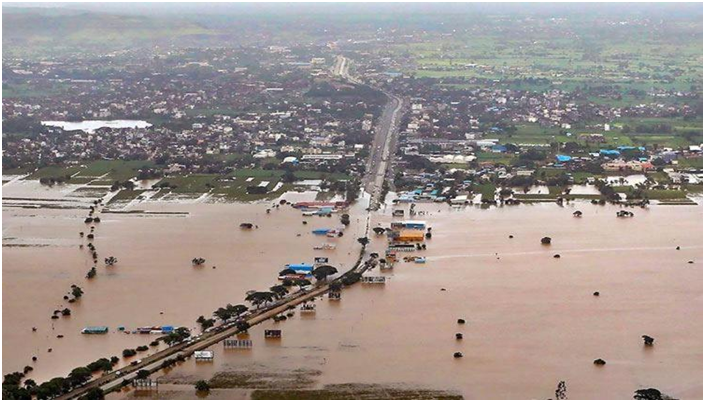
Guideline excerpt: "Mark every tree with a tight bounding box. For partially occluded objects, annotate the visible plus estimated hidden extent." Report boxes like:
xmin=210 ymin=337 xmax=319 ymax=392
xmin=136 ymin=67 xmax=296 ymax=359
xmin=122 ymin=349 xmax=137 ymax=358
xmin=86 ymin=267 xmax=97 ymax=279
xmin=213 ymin=304 xmax=248 ymax=321
xmin=35 ymin=377 xmax=68 ymax=399
xmin=292 ymin=278 xmax=311 ymax=290
xmin=281 ymin=170 xmax=296 ymax=183
xmin=135 ymin=370 xmax=150 ymax=380
xmin=340 ymin=272 xmax=362 ymax=286
xmin=194 ymin=380 xmax=210 ymax=393
xmin=555 ymin=381 xmax=567 ymax=400
xmin=245 ymin=291 xmax=275 ymax=308
xmin=162 ymin=327 xmax=191 ymax=346
xmin=227 ymin=304 xmax=249 ymax=317
xmin=357 ymin=237 xmax=370 ymax=246
xmin=81 ymin=387 xmax=104 ymax=400
xmin=312 ymin=265 xmax=338 ymax=281
xmin=634 ymin=388 xmax=664 ymax=400
xmin=67 ymin=367 xmax=92 ymax=388
xmin=70 ymin=285 xmax=84 ymax=299
xmin=213 ymin=307 xmax=232 ymax=321
xmin=86 ymin=358 xmax=113 ymax=373
xmin=269 ymin=285 xmax=289 ymax=299
xmin=200 ymin=318 xmax=215 ymax=331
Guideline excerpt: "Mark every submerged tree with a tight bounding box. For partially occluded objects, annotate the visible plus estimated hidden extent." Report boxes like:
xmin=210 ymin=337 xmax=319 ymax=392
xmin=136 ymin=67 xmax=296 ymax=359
xmin=85 ymin=267 xmax=97 ymax=279
xmin=312 ymin=265 xmax=338 ymax=281
xmin=269 ymin=285 xmax=289 ymax=299
xmin=634 ymin=388 xmax=665 ymax=400
xmin=292 ymin=278 xmax=311 ymax=290
xmin=70 ymin=285 xmax=84 ymax=299
xmin=195 ymin=380 xmax=210 ymax=393
xmin=555 ymin=381 xmax=567 ymax=400
xmin=245 ymin=291 xmax=275 ymax=308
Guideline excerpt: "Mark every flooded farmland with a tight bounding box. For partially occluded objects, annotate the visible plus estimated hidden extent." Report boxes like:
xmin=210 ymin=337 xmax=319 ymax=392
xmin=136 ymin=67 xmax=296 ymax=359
xmin=2 ymin=181 xmax=702 ymax=400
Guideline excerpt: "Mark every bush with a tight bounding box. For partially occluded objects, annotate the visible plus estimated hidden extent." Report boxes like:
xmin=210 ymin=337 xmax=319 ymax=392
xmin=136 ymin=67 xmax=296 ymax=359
xmin=80 ymin=387 xmax=104 ymax=400
xmin=135 ymin=370 xmax=150 ymax=380
xmin=194 ymin=380 xmax=210 ymax=393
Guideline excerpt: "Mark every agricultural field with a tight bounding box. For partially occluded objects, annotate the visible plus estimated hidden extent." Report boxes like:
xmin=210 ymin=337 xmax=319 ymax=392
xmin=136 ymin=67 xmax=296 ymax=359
xmin=393 ymin=26 xmax=702 ymax=95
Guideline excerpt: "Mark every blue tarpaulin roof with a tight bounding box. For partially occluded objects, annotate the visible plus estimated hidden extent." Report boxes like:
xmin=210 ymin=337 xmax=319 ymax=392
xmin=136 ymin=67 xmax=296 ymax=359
xmin=617 ymin=146 xmax=646 ymax=152
xmin=556 ymin=155 xmax=572 ymax=162
xmin=600 ymin=149 xmax=621 ymax=156
xmin=286 ymin=263 xmax=313 ymax=272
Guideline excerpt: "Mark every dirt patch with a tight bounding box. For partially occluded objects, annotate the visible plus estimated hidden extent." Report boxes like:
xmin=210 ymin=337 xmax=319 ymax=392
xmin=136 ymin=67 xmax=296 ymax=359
xmin=207 ymin=367 xmax=321 ymax=390
xmin=251 ymin=383 xmax=463 ymax=400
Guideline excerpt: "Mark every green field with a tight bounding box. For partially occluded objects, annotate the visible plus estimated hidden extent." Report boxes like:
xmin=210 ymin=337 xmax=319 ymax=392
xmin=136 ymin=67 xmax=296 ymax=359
xmin=393 ymin=28 xmax=702 ymax=97
xmin=152 ymin=168 xmax=349 ymax=201
xmin=77 ymin=160 xmax=155 ymax=181
xmin=473 ymin=182 xmax=496 ymax=200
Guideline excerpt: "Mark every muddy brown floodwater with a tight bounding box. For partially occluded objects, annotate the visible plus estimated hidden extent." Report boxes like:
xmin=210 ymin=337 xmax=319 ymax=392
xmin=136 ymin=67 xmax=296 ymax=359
xmin=2 ymin=182 xmax=702 ymax=400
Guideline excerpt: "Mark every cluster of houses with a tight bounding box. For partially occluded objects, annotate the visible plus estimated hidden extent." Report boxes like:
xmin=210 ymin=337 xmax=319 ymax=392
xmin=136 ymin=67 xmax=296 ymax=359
xmin=3 ymin=46 xmax=384 ymax=178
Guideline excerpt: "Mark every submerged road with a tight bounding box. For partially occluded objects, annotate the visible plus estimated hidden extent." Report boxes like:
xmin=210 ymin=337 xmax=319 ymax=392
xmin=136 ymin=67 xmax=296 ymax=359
xmin=58 ymin=255 xmax=376 ymax=399
xmin=334 ymin=55 xmax=404 ymax=210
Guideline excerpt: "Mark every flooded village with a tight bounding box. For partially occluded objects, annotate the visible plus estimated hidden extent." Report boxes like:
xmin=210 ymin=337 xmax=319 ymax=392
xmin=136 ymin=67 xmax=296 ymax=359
xmin=3 ymin=180 xmax=702 ymax=399
xmin=2 ymin=3 xmax=703 ymax=401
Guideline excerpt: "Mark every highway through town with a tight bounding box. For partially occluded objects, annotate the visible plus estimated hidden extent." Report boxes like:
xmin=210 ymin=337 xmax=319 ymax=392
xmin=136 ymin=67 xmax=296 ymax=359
xmin=334 ymin=55 xmax=404 ymax=210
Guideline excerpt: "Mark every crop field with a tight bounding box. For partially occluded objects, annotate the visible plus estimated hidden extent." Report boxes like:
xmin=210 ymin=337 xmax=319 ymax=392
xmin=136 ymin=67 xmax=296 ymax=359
xmin=395 ymin=29 xmax=702 ymax=93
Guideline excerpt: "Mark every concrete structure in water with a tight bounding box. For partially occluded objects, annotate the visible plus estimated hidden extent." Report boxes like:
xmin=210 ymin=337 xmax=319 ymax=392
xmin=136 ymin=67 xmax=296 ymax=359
xmin=81 ymin=326 xmax=109 ymax=334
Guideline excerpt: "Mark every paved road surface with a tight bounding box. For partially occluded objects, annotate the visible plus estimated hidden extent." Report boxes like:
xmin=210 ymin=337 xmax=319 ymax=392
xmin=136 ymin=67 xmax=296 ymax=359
xmin=334 ymin=55 xmax=403 ymax=210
